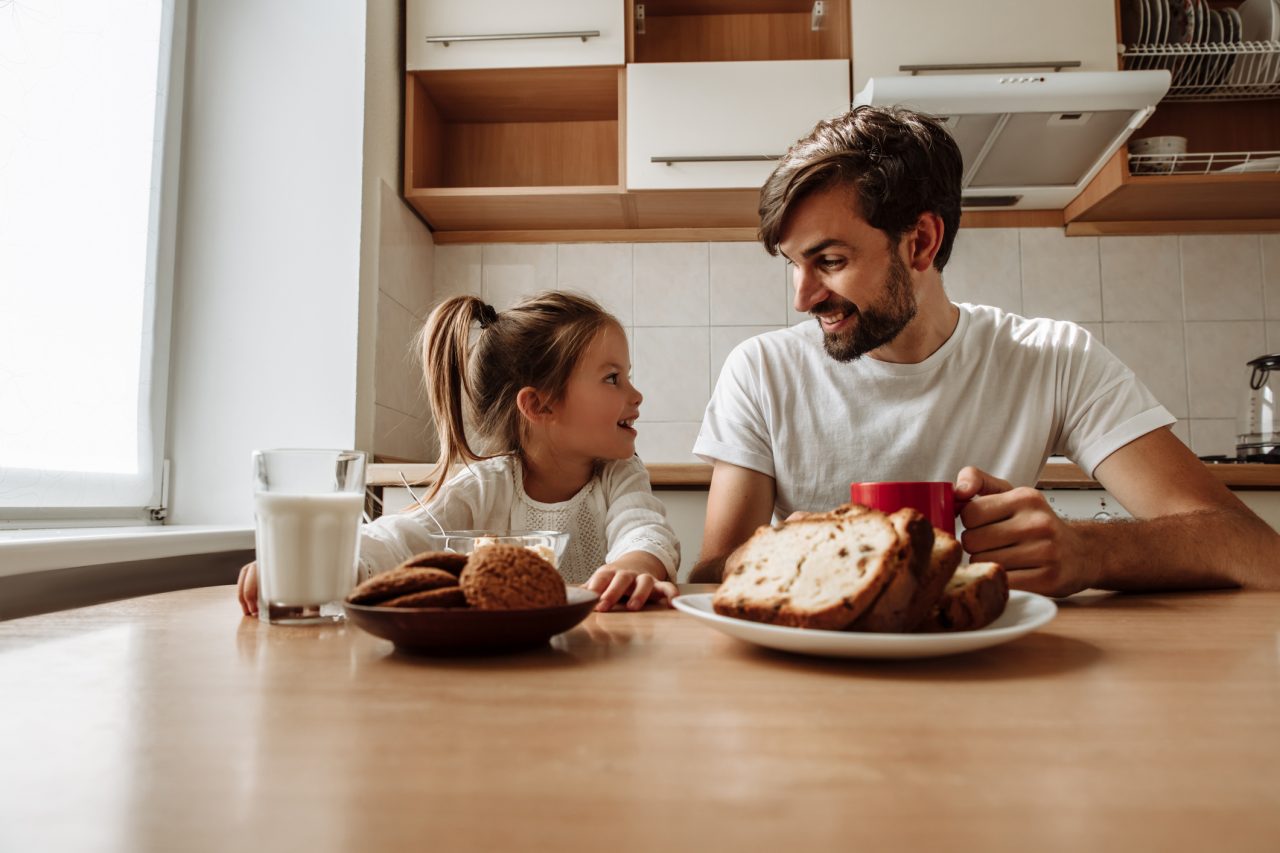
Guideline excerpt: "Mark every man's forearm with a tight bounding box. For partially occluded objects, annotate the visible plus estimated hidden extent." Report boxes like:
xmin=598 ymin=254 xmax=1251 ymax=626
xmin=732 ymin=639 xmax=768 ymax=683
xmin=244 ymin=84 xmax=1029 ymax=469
xmin=689 ymin=555 xmax=727 ymax=584
xmin=1076 ymin=508 xmax=1280 ymax=591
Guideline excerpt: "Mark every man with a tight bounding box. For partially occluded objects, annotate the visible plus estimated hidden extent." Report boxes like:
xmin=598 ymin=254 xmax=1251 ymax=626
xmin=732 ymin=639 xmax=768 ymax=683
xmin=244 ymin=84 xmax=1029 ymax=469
xmin=690 ymin=106 xmax=1278 ymax=593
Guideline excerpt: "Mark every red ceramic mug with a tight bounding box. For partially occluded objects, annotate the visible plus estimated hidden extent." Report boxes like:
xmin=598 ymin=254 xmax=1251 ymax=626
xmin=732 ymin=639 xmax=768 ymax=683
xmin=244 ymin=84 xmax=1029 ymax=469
xmin=849 ymin=481 xmax=960 ymax=535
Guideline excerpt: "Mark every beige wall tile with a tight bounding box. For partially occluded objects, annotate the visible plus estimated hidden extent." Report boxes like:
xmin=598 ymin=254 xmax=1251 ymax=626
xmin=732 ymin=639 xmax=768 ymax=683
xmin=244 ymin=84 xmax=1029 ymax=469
xmin=633 ymin=327 xmax=710 ymax=421
xmin=710 ymin=242 xmax=787 ymax=325
xmin=1185 ymin=321 xmax=1266 ymax=418
xmin=482 ymin=244 xmax=556 ymax=311
xmin=1263 ymin=235 xmax=1280 ymax=320
xmin=635 ymin=421 xmax=702 ymax=464
xmin=433 ymin=244 xmax=481 ymax=306
xmin=711 ymin=325 xmax=783 ymax=385
xmin=1170 ymin=419 xmax=1190 ymax=447
xmin=943 ymin=228 xmax=1022 ymax=313
xmin=557 ymin=243 xmax=634 ymax=326
xmin=378 ymin=182 xmax=435 ymax=319
xmin=374 ymin=295 xmax=428 ymax=420
xmin=1100 ymin=235 xmax=1182 ymax=322
xmin=373 ymin=404 xmax=433 ymax=463
xmin=1080 ymin=322 xmax=1103 ymax=341
xmin=1019 ymin=229 xmax=1101 ymax=322
xmin=1267 ymin=320 xmax=1280 ymax=353
xmin=1188 ymin=418 xmax=1238 ymax=457
xmin=1180 ymin=235 xmax=1263 ymax=321
xmin=1102 ymin=322 xmax=1189 ymax=418
xmin=634 ymin=243 xmax=708 ymax=326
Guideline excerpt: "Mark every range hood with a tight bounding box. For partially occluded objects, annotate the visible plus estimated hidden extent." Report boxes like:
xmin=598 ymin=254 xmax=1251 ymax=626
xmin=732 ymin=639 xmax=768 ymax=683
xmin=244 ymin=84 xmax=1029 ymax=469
xmin=853 ymin=70 xmax=1171 ymax=209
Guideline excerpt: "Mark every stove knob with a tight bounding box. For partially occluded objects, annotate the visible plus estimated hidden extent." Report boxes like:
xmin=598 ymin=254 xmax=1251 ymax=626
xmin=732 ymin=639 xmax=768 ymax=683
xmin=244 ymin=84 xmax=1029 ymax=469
xmin=1093 ymin=511 xmax=1112 ymax=521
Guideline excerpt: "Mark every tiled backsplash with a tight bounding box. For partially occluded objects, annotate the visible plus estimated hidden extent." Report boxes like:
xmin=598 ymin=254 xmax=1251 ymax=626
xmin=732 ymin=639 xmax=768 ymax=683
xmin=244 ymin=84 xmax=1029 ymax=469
xmin=372 ymin=183 xmax=437 ymax=462
xmin=417 ymin=229 xmax=1280 ymax=463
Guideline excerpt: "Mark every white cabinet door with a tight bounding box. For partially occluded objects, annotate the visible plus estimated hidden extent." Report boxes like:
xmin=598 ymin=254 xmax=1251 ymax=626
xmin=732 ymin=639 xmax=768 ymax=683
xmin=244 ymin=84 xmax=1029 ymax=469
xmin=627 ymin=60 xmax=850 ymax=190
xmin=407 ymin=0 xmax=625 ymax=71
xmin=851 ymin=0 xmax=1119 ymax=92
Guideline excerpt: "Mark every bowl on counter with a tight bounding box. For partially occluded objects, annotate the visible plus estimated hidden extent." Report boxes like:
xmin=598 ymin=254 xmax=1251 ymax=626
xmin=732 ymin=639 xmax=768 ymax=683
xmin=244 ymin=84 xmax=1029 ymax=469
xmin=420 ymin=529 xmax=570 ymax=568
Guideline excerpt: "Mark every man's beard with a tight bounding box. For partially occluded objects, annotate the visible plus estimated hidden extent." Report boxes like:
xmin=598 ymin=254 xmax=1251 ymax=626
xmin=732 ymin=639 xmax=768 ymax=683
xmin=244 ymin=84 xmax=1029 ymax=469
xmin=815 ymin=253 xmax=918 ymax=363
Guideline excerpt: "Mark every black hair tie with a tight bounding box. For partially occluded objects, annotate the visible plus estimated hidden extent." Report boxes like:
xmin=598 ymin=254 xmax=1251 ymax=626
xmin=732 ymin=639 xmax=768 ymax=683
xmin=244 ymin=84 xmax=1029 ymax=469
xmin=478 ymin=303 xmax=499 ymax=329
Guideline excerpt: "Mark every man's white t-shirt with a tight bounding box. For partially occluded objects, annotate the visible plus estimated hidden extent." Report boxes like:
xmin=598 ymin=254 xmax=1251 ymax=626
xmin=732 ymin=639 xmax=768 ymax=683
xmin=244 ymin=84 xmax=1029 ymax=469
xmin=694 ymin=303 xmax=1174 ymax=521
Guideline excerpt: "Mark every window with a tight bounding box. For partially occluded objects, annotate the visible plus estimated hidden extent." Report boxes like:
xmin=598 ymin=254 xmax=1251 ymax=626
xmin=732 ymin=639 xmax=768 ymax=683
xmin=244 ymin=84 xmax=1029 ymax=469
xmin=0 ymin=0 xmax=185 ymax=525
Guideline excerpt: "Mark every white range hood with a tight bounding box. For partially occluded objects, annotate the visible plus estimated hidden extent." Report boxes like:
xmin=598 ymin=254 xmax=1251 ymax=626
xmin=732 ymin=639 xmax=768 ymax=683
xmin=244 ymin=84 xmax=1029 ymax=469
xmin=853 ymin=70 xmax=1171 ymax=209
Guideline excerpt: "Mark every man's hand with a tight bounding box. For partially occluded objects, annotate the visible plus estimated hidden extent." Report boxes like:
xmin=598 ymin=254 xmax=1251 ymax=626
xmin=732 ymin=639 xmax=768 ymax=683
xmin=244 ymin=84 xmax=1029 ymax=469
xmin=954 ymin=466 xmax=1099 ymax=597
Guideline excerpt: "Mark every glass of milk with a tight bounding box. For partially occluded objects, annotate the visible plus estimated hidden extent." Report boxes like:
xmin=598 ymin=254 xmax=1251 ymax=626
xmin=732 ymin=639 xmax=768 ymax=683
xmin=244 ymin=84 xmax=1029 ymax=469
xmin=253 ymin=449 xmax=367 ymax=625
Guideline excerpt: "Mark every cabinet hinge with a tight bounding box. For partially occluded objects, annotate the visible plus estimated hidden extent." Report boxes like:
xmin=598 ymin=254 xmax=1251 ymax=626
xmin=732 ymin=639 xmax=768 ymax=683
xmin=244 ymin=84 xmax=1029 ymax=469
xmin=635 ymin=4 xmax=645 ymax=36
xmin=811 ymin=1 xmax=825 ymax=32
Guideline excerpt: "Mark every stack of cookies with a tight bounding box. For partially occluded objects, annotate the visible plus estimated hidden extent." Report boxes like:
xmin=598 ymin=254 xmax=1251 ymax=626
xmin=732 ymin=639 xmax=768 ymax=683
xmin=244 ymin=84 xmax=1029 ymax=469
xmin=346 ymin=544 xmax=568 ymax=611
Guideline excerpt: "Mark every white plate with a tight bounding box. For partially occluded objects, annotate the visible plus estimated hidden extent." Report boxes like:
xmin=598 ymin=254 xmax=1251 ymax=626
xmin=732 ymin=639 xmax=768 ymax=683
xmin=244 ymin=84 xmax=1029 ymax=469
xmin=672 ymin=591 xmax=1057 ymax=660
xmin=1218 ymin=155 xmax=1280 ymax=173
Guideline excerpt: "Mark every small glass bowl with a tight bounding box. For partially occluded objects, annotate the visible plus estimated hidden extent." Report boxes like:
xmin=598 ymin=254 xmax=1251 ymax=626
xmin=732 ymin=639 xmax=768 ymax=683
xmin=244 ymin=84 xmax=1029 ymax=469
xmin=421 ymin=530 xmax=570 ymax=569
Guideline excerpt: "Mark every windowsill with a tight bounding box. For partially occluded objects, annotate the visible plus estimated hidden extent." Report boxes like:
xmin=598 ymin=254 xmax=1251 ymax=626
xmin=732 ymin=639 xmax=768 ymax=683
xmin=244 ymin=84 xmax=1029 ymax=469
xmin=0 ymin=525 xmax=254 ymax=577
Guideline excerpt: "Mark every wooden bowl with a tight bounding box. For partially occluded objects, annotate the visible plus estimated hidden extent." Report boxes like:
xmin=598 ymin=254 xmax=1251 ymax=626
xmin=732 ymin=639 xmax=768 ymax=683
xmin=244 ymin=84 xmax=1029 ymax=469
xmin=343 ymin=586 xmax=597 ymax=654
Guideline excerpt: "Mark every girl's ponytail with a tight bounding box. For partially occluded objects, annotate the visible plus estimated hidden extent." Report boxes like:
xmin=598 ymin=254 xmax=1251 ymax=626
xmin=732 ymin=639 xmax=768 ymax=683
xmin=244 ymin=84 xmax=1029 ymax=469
xmin=420 ymin=296 xmax=492 ymax=503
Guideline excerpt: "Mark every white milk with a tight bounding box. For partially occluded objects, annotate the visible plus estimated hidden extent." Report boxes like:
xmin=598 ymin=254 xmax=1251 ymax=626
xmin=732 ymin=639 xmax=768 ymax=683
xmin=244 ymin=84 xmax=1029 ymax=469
xmin=254 ymin=492 xmax=363 ymax=606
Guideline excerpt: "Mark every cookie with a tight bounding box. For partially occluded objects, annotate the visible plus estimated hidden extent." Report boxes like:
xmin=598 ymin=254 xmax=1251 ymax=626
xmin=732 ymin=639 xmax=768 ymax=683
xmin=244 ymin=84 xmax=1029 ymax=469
xmin=347 ymin=566 xmax=458 ymax=605
xmin=460 ymin=544 xmax=567 ymax=610
xmin=394 ymin=550 xmax=470 ymax=577
xmin=380 ymin=586 xmax=468 ymax=609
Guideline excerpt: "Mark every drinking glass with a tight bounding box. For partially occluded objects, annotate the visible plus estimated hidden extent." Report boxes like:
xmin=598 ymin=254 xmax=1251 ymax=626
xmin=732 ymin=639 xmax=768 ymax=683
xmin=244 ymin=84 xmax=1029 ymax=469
xmin=253 ymin=449 xmax=366 ymax=625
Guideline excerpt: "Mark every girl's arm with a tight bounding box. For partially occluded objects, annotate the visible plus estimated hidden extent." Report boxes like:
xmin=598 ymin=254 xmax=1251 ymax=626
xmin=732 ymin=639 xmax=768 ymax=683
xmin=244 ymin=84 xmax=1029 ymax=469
xmin=586 ymin=457 xmax=682 ymax=610
xmin=357 ymin=466 xmax=495 ymax=580
xmin=600 ymin=456 xmax=682 ymax=579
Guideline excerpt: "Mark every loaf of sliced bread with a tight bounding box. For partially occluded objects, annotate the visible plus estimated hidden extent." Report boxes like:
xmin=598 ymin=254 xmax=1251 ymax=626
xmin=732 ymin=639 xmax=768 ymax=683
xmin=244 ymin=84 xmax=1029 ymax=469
xmin=712 ymin=505 xmax=906 ymax=630
xmin=916 ymin=562 xmax=1009 ymax=632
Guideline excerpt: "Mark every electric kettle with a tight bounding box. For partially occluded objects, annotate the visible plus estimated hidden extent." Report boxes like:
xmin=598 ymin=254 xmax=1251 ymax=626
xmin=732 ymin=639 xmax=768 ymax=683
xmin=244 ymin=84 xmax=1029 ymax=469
xmin=1237 ymin=353 xmax=1280 ymax=462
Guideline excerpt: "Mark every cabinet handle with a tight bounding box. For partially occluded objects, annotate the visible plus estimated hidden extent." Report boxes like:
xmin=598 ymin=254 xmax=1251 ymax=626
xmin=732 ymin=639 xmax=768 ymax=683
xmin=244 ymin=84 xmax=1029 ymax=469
xmin=899 ymin=60 xmax=1082 ymax=74
xmin=426 ymin=30 xmax=601 ymax=47
xmin=651 ymin=155 xmax=782 ymax=165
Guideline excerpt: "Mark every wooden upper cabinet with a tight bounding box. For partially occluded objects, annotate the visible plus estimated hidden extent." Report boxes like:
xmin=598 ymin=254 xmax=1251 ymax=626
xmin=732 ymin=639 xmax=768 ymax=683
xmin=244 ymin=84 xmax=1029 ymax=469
xmin=406 ymin=0 xmax=625 ymax=71
xmin=626 ymin=60 xmax=850 ymax=190
xmin=1062 ymin=3 xmax=1280 ymax=234
xmin=850 ymin=0 xmax=1120 ymax=93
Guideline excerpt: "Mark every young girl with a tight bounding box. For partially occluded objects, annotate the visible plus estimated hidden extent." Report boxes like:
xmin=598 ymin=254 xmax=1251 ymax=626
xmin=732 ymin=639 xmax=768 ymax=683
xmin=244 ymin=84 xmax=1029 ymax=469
xmin=237 ymin=291 xmax=680 ymax=615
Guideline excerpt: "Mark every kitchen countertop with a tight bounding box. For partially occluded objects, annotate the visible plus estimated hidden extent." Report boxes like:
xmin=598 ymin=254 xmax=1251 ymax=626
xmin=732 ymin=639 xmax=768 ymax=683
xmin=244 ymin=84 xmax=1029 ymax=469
xmin=370 ymin=461 xmax=1280 ymax=490
xmin=3 ymin=584 xmax=1277 ymax=850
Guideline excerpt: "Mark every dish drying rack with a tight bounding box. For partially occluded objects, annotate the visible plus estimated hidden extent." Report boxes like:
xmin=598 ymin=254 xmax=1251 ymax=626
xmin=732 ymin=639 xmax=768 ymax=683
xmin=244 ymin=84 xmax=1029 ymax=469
xmin=1127 ymin=149 xmax=1280 ymax=174
xmin=1123 ymin=41 xmax=1280 ymax=100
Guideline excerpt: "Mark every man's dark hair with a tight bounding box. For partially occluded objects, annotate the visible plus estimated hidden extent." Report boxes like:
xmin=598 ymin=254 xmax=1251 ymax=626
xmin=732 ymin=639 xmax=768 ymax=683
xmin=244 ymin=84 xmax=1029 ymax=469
xmin=758 ymin=105 xmax=963 ymax=271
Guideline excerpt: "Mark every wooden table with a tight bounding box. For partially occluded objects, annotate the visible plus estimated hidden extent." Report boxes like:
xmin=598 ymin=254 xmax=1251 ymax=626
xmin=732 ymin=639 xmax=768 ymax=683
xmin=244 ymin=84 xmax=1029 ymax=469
xmin=2 ymin=586 xmax=1278 ymax=852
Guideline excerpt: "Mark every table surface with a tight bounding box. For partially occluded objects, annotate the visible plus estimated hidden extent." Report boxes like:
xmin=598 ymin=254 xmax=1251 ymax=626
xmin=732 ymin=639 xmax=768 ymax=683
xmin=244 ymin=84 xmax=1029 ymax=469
xmin=2 ymin=585 xmax=1278 ymax=852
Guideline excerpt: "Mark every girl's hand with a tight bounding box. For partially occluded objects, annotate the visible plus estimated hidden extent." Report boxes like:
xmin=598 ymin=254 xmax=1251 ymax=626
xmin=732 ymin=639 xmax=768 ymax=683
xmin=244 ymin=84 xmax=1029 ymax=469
xmin=237 ymin=562 xmax=259 ymax=617
xmin=584 ymin=565 xmax=677 ymax=612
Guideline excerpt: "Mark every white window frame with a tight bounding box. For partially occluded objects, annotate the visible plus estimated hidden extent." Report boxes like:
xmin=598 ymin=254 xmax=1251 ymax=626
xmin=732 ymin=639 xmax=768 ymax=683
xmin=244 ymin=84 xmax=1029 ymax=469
xmin=1 ymin=0 xmax=188 ymax=529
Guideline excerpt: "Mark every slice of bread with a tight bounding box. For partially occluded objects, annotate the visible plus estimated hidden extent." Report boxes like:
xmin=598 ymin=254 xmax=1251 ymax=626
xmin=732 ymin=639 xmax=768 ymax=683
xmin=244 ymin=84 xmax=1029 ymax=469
xmin=847 ymin=508 xmax=934 ymax=632
xmin=916 ymin=562 xmax=1009 ymax=632
xmin=713 ymin=506 xmax=906 ymax=631
xmin=900 ymin=528 xmax=964 ymax=632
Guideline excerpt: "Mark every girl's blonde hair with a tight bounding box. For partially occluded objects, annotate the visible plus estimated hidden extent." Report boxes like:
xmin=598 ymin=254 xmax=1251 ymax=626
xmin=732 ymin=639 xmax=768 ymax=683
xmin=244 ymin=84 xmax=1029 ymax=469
xmin=419 ymin=291 xmax=619 ymax=502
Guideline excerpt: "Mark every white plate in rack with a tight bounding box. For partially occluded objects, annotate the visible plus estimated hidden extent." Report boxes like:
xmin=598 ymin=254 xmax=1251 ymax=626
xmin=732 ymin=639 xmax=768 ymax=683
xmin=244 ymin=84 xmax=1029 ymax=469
xmin=672 ymin=591 xmax=1058 ymax=660
xmin=1219 ymin=155 xmax=1280 ymax=173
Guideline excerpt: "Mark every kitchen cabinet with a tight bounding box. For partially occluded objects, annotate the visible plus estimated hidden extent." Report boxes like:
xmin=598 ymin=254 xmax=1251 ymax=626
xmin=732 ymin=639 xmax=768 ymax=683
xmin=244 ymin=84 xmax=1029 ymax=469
xmin=406 ymin=0 xmax=625 ymax=71
xmin=404 ymin=0 xmax=858 ymax=238
xmin=850 ymin=0 xmax=1120 ymax=94
xmin=404 ymin=65 xmax=626 ymax=231
xmin=1063 ymin=0 xmax=1280 ymax=235
xmin=626 ymin=59 xmax=849 ymax=190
